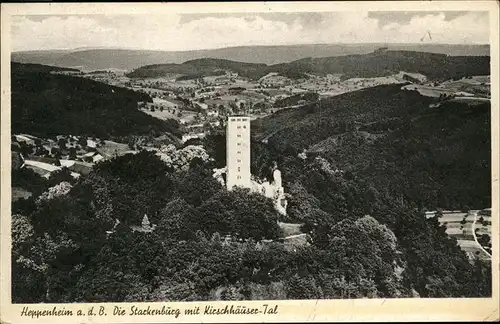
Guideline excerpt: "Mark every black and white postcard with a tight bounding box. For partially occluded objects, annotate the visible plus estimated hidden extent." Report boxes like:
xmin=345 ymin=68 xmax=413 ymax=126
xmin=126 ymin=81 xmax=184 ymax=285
xmin=1 ymin=1 xmax=498 ymax=323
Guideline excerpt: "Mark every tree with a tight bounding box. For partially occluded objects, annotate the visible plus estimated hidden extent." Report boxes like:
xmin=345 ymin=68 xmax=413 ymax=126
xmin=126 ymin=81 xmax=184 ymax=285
xmin=156 ymin=198 xmax=199 ymax=241
xmin=36 ymin=181 xmax=73 ymax=203
xmin=478 ymin=234 xmax=490 ymax=247
xmin=286 ymin=181 xmax=330 ymax=225
xmin=229 ymin=102 xmax=238 ymax=114
xmin=218 ymin=104 xmax=226 ymax=116
xmin=318 ymin=274 xmax=378 ymax=299
xmin=69 ymin=147 xmax=77 ymax=160
xmin=15 ymin=229 xmax=79 ymax=302
xmin=78 ymin=136 xmax=87 ymax=147
xmin=203 ymin=122 xmax=212 ymax=133
xmin=197 ymin=188 xmax=282 ymax=240
xmin=320 ymin=215 xmax=403 ymax=297
xmin=47 ymin=168 xmax=75 ymax=187
xmin=172 ymin=165 xmax=221 ymax=207
xmin=73 ymin=228 xmax=147 ymax=302
xmin=57 ymin=138 xmax=67 ymax=149
xmin=286 ymin=274 xmax=322 ymax=299
xmin=50 ymin=147 xmax=60 ymax=157
xmin=19 ymin=142 xmax=34 ymax=157
xmin=92 ymin=151 xmax=174 ymax=225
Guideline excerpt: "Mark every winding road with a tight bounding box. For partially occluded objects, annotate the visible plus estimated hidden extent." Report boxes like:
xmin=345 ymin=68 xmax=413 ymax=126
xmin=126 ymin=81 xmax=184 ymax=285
xmin=471 ymin=210 xmax=492 ymax=260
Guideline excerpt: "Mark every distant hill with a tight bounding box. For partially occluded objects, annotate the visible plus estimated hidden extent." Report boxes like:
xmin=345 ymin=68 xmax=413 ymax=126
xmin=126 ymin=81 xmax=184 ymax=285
xmin=10 ymin=62 xmax=80 ymax=74
xmin=11 ymin=62 xmax=181 ymax=139
xmin=126 ymin=58 xmax=268 ymax=80
xmin=272 ymin=51 xmax=490 ymax=81
xmin=252 ymin=84 xmax=491 ymax=210
xmin=128 ymin=50 xmax=490 ymax=82
xmin=11 ymin=43 xmax=490 ymax=71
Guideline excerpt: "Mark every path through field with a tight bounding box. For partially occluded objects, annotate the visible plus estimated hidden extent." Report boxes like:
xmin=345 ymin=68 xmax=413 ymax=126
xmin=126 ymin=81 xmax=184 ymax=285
xmin=428 ymin=210 xmax=492 ymax=261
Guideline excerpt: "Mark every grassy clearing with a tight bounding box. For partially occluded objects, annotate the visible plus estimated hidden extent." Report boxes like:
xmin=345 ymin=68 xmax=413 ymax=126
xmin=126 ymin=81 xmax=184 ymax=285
xmin=278 ymin=222 xmax=303 ymax=237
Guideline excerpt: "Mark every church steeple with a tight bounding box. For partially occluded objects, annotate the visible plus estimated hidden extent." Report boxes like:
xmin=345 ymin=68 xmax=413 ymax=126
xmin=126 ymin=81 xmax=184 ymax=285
xmin=142 ymin=214 xmax=151 ymax=231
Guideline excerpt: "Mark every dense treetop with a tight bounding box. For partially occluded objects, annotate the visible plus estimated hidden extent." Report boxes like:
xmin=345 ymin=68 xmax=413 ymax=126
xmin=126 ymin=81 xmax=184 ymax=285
xmin=253 ymin=84 xmax=491 ymax=210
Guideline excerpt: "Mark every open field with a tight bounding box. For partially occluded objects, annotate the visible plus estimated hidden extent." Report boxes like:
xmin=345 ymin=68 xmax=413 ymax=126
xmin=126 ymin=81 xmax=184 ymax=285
xmin=449 ymin=97 xmax=490 ymax=105
xmin=96 ymin=140 xmax=132 ymax=158
xmin=278 ymin=222 xmax=303 ymax=237
xmin=140 ymin=107 xmax=180 ymax=121
xmin=402 ymin=85 xmax=452 ymax=97
xmin=402 ymin=75 xmax=491 ymax=99
xmin=431 ymin=210 xmax=492 ymax=261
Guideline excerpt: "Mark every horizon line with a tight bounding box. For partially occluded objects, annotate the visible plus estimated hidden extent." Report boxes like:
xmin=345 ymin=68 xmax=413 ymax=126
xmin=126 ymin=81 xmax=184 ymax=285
xmin=12 ymin=42 xmax=491 ymax=53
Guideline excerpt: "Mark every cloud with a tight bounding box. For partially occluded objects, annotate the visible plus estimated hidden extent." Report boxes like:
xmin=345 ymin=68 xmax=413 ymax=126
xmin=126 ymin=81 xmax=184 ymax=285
xmin=12 ymin=16 xmax=115 ymax=50
xmin=179 ymin=16 xmax=303 ymax=48
xmin=11 ymin=11 xmax=489 ymax=52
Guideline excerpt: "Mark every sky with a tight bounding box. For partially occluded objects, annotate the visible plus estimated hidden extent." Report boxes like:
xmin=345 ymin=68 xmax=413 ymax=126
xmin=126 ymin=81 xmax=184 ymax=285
xmin=11 ymin=11 xmax=490 ymax=52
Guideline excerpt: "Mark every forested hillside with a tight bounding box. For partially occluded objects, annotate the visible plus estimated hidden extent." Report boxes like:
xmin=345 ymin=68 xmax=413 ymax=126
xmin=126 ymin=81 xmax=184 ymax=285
xmin=272 ymin=51 xmax=490 ymax=81
xmin=126 ymin=58 xmax=268 ymax=80
xmin=11 ymin=62 xmax=181 ymax=139
xmin=253 ymin=84 xmax=491 ymax=210
xmin=12 ymin=146 xmax=492 ymax=303
xmin=127 ymin=51 xmax=490 ymax=81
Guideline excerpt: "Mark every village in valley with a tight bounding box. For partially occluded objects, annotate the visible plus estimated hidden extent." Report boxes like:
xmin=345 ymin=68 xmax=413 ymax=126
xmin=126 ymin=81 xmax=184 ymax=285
xmin=56 ymin=63 xmax=491 ymax=146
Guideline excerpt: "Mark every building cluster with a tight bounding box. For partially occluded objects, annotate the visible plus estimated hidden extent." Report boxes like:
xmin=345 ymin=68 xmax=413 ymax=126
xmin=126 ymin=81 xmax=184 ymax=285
xmin=11 ymin=134 xmax=100 ymax=179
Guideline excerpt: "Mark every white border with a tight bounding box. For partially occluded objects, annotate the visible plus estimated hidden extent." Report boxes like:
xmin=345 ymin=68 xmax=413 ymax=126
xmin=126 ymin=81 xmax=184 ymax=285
xmin=1 ymin=2 xmax=499 ymax=323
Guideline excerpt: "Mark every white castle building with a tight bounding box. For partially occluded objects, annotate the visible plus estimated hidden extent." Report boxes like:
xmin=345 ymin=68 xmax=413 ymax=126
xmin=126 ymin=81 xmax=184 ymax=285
xmin=214 ymin=116 xmax=288 ymax=215
xmin=250 ymin=161 xmax=288 ymax=215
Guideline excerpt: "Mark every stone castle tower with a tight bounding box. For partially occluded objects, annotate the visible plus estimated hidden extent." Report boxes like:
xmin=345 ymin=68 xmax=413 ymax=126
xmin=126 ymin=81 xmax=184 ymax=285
xmin=214 ymin=116 xmax=288 ymax=215
xmin=226 ymin=116 xmax=251 ymax=190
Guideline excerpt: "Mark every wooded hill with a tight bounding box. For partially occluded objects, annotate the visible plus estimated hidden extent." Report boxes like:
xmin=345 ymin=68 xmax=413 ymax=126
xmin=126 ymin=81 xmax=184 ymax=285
xmin=252 ymin=84 xmax=491 ymax=211
xmin=127 ymin=50 xmax=490 ymax=81
xmin=126 ymin=58 xmax=268 ymax=80
xmin=11 ymin=62 xmax=181 ymax=139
